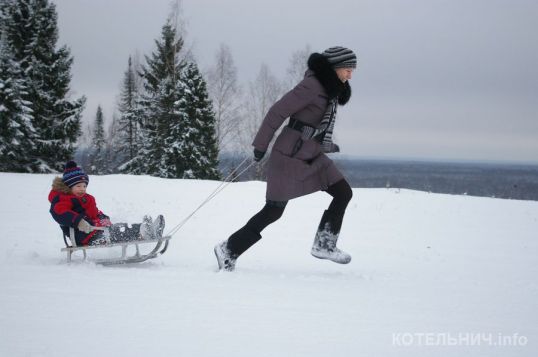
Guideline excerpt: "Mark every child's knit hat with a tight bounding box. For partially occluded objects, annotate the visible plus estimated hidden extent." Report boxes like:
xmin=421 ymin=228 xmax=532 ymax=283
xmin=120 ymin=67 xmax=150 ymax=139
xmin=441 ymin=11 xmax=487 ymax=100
xmin=63 ymin=161 xmax=89 ymax=188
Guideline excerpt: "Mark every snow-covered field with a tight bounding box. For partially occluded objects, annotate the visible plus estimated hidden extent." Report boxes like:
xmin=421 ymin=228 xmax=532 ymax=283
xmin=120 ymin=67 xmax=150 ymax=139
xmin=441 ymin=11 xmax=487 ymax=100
xmin=1 ymin=173 xmax=537 ymax=357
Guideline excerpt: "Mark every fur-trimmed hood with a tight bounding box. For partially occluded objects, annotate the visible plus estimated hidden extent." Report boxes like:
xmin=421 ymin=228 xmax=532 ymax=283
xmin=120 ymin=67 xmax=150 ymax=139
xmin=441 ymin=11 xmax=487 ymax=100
xmin=52 ymin=177 xmax=71 ymax=194
xmin=307 ymin=53 xmax=351 ymax=105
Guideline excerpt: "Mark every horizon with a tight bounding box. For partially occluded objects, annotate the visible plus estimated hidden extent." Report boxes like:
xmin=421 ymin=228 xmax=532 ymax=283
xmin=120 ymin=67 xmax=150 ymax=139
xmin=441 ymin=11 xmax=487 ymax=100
xmin=217 ymin=150 xmax=538 ymax=167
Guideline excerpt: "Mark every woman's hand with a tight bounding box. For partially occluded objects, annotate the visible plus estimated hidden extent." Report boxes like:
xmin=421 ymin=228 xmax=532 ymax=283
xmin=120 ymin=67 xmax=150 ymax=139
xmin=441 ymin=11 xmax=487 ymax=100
xmin=253 ymin=149 xmax=266 ymax=162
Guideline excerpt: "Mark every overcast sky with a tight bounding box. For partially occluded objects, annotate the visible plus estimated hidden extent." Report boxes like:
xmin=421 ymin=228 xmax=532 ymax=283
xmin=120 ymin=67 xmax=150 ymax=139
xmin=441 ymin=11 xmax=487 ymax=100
xmin=53 ymin=0 xmax=538 ymax=164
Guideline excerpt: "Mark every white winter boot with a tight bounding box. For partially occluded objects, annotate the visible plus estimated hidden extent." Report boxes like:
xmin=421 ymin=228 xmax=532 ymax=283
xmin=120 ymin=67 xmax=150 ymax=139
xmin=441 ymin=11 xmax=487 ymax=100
xmin=214 ymin=241 xmax=237 ymax=272
xmin=140 ymin=215 xmax=154 ymax=240
xmin=153 ymin=215 xmax=165 ymax=239
xmin=311 ymin=210 xmax=351 ymax=264
xmin=140 ymin=215 xmax=166 ymax=240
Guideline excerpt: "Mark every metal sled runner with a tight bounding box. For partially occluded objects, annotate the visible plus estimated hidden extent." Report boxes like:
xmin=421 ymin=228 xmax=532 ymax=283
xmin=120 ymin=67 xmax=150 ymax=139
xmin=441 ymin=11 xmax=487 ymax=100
xmin=61 ymin=227 xmax=171 ymax=266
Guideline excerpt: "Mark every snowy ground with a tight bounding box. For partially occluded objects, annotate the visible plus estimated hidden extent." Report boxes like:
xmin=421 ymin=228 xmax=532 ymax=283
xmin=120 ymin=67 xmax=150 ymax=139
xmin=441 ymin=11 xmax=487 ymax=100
xmin=0 ymin=173 xmax=537 ymax=357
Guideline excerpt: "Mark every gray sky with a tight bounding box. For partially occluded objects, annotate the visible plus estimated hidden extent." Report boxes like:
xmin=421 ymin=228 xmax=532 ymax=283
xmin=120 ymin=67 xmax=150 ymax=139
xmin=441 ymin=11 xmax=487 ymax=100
xmin=54 ymin=0 xmax=538 ymax=164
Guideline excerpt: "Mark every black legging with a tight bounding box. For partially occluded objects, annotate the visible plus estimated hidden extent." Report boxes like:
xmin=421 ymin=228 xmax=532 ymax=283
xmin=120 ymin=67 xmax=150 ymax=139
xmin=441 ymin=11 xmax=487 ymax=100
xmin=227 ymin=179 xmax=353 ymax=257
xmin=246 ymin=178 xmax=353 ymax=234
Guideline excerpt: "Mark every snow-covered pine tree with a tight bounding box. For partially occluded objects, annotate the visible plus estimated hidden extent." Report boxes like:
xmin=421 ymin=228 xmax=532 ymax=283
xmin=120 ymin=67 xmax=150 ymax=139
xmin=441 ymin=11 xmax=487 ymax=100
xmin=117 ymin=56 xmax=141 ymax=163
xmin=179 ymin=63 xmax=220 ymax=179
xmin=88 ymin=105 xmax=107 ymax=174
xmin=0 ymin=35 xmax=35 ymax=172
xmin=105 ymin=112 xmax=127 ymax=173
xmin=126 ymin=21 xmax=188 ymax=178
xmin=124 ymin=16 xmax=219 ymax=179
xmin=1 ymin=0 xmax=85 ymax=172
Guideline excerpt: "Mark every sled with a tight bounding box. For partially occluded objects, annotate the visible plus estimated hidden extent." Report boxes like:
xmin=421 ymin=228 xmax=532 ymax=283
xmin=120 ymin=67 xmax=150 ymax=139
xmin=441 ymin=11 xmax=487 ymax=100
xmin=61 ymin=227 xmax=171 ymax=266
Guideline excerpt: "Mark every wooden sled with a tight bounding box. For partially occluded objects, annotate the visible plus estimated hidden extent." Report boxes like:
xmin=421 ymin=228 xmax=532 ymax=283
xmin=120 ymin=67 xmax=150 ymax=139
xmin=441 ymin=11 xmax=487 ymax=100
xmin=61 ymin=227 xmax=171 ymax=266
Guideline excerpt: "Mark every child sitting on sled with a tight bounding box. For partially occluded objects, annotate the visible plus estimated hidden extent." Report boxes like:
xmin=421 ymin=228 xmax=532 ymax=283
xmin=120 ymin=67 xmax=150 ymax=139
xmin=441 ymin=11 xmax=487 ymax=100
xmin=48 ymin=161 xmax=165 ymax=246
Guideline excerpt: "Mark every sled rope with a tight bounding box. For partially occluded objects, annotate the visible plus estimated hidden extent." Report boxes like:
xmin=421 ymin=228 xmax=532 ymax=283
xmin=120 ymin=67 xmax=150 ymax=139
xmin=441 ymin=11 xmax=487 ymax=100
xmin=165 ymin=157 xmax=256 ymax=237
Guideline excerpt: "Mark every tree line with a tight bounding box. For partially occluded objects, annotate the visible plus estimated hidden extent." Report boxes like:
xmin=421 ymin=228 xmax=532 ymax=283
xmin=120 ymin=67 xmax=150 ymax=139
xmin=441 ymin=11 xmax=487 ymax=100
xmin=1 ymin=0 xmax=311 ymax=180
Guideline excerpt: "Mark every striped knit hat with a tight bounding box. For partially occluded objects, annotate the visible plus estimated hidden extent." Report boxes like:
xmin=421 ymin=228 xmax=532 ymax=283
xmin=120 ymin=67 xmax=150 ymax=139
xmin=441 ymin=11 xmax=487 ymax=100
xmin=63 ymin=161 xmax=89 ymax=188
xmin=322 ymin=46 xmax=357 ymax=69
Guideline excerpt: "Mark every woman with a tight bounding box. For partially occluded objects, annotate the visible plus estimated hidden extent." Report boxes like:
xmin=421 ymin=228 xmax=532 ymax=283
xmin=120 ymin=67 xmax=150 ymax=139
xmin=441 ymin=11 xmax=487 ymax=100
xmin=215 ymin=46 xmax=357 ymax=271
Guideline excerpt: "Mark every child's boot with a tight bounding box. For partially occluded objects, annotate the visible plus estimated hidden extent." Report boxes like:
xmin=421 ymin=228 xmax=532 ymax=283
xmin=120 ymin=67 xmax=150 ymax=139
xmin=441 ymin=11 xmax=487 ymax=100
xmin=153 ymin=215 xmax=165 ymax=239
xmin=140 ymin=215 xmax=154 ymax=240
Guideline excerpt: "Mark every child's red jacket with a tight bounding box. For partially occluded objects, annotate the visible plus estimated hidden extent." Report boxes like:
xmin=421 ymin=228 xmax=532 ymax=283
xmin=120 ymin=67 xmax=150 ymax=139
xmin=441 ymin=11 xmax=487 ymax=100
xmin=48 ymin=177 xmax=109 ymax=245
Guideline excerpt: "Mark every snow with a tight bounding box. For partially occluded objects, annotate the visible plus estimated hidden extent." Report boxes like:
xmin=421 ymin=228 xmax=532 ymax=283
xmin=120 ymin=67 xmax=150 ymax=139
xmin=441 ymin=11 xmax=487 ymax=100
xmin=1 ymin=172 xmax=537 ymax=357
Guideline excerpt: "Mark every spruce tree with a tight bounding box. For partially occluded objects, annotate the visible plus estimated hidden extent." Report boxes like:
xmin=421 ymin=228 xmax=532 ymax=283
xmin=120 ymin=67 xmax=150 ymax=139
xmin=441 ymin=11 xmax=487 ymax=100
xmin=88 ymin=105 xmax=107 ymax=174
xmin=117 ymin=56 xmax=140 ymax=162
xmin=1 ymin=0 xmax=85 ymax=172
xmin=180 ymin=63 xmax=220 ymax=179
xmin=126 ymin=20 xmax=220 ymax=179
xmin=0 ymin=36 xmax=35 ymax=172
xmin=106 ymin=112 xmax=125 ymax=173
xmin=128 ymin=22 xmax=186 ymax=177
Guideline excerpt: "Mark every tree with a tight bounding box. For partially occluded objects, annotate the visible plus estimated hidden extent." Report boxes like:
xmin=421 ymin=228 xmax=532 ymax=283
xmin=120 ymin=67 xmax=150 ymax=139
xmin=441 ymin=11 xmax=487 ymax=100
xmin=117 ymin=56 xmax=142 ymax=162
xmin=178 ymin=63 xmax=220 ymax=179
xmin=88 ymin=105 xmax=107 ymax=174
xmin=206 ymin=44 xmax=243 ymax=152
xmin=0 ymin=35 xmax=35 ymax=172
xmin=124 ymin=21 xmax=186 ymax=177
xmin=123 ymin=7 xmax=219 ymax=180
xmin=1 ymin=0 xmax=85 ymax=172
xmin=286 ymin=44 xmax=311 ymax=90
xmin=105 ymin=112 xmax=125 ymax=173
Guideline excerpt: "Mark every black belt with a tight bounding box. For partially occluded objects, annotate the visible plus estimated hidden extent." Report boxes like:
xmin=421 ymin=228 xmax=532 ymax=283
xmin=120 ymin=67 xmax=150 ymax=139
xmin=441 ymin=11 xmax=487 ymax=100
xmin=287 ymin=118 xmax=313 ymax=132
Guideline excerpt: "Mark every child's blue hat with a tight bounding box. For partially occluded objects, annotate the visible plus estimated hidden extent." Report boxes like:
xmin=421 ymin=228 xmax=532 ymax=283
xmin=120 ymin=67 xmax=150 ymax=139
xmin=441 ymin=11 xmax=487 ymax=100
xmin=63 ymin=161 xmax=89 ymax=188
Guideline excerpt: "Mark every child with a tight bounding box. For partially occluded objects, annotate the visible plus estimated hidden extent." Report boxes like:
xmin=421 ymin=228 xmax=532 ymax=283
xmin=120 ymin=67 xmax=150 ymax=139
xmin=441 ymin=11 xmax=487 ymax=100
xmin=48 ymin=161 xmax=165 ymax=246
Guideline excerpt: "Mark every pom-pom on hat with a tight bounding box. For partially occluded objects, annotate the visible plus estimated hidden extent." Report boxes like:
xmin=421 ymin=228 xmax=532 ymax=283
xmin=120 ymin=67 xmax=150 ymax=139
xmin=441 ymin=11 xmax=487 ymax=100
xmin=63 ymin=161 xmax=89 ymax=188
xmin=322 ymin=46 xmax=357 ymax=69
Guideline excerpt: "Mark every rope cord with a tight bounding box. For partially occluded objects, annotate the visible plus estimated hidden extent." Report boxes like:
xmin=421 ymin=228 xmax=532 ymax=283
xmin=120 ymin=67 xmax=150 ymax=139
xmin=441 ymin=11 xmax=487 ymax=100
xmin=165 ymin=157 xmax=256 ymax=237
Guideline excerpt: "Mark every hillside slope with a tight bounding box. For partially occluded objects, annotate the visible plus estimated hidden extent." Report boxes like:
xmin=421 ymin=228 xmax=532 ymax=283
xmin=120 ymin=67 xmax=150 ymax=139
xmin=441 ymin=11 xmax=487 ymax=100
xmin=1 ymin=173 xmax=536 ymax=356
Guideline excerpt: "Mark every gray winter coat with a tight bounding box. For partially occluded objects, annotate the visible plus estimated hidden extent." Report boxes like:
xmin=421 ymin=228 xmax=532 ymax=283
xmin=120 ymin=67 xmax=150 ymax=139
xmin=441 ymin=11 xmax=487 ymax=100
xmin=252 ymin=70 xmax=345 ymax=201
